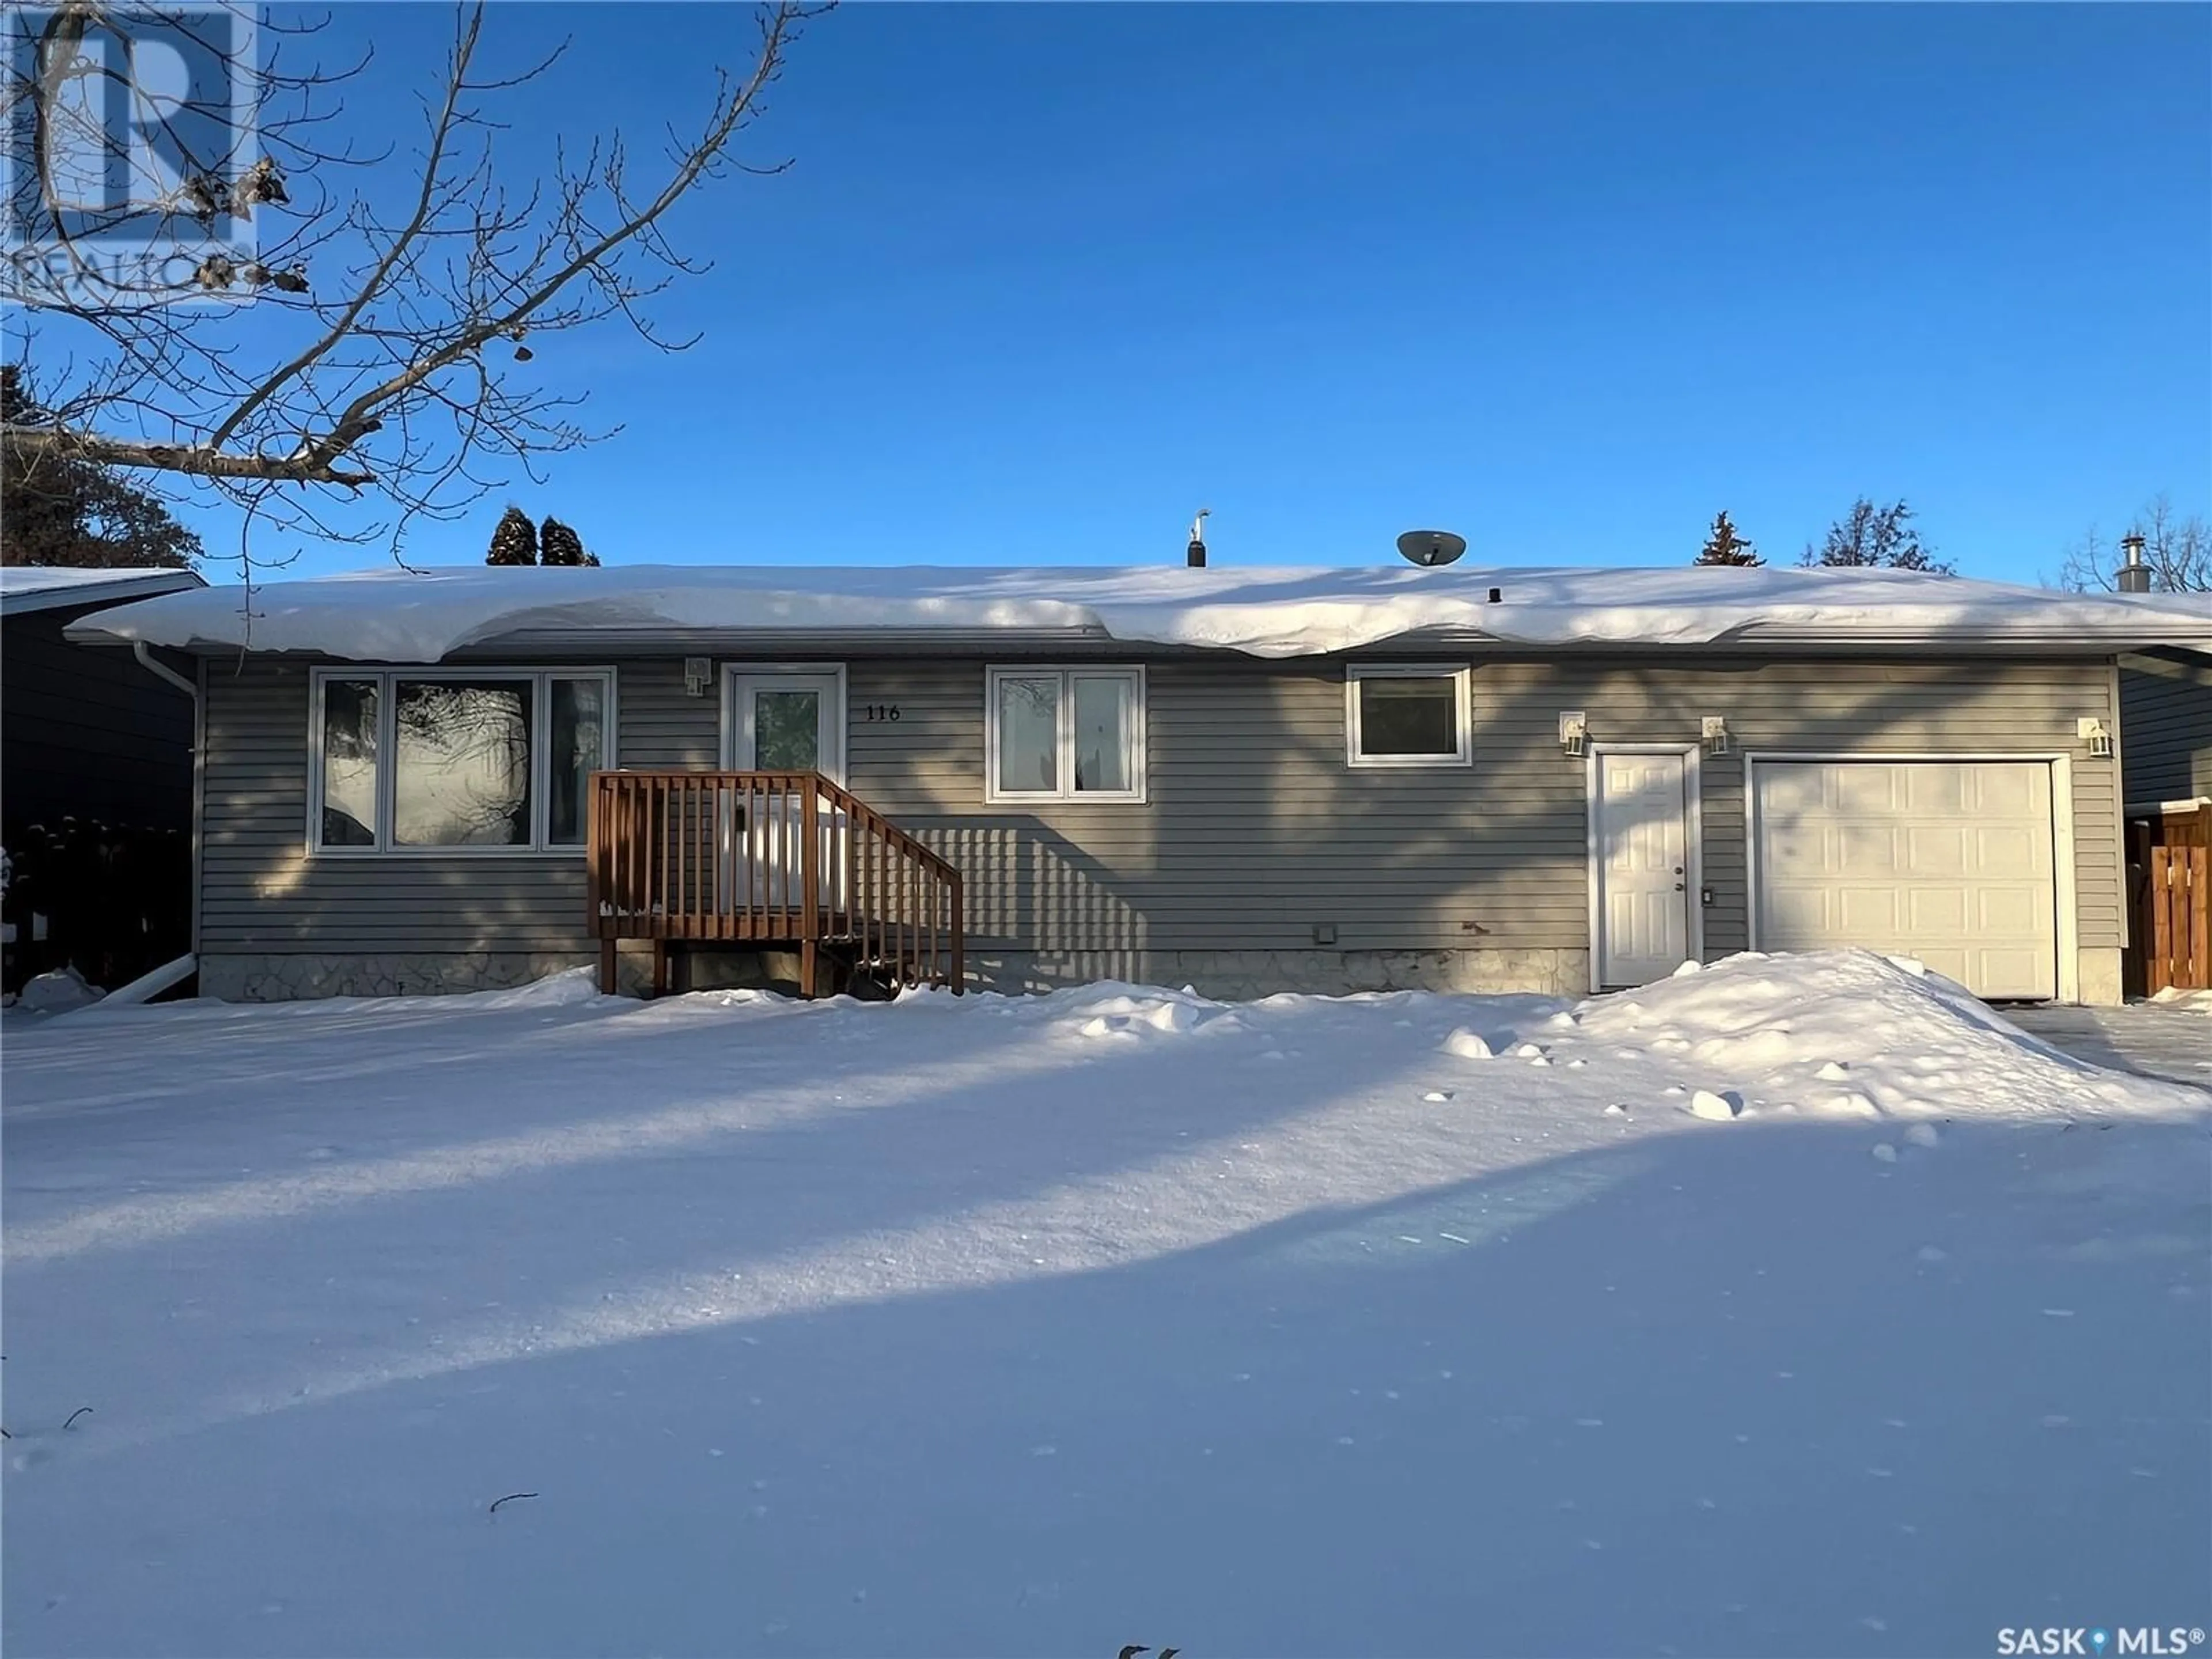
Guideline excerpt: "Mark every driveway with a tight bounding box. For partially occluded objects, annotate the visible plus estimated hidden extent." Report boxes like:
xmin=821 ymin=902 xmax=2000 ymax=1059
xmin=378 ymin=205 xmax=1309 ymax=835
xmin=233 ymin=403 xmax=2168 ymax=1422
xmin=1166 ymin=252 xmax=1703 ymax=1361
xmin=2004 ymin=1003 xmax=2212 ymax=1093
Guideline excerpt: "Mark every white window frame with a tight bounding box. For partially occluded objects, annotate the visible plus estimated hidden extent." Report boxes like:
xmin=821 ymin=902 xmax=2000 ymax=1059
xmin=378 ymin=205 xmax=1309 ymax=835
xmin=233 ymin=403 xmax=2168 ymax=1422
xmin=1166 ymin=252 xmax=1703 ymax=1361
xmin=307 ymin=666 xmax=618 ymax=856
xmin=1345 ymin=664 xmax=1474 ymax=768
xmin=984 ymin=665 xmax=1148 ymax=804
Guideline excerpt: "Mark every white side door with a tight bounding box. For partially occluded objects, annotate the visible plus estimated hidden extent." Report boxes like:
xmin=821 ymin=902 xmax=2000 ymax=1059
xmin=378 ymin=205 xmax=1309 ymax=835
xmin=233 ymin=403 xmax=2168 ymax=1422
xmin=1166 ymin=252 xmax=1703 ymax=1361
xmin=1595 ymin=749 xmax=1692 ymax=987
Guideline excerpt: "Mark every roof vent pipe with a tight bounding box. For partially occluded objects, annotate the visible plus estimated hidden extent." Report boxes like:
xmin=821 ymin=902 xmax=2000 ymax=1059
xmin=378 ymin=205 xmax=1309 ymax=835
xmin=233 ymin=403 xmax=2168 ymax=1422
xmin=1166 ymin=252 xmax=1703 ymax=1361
xmin=1187 ymin=508 xmax=1209 ymax=569
xmin=2118 ymin=532 xmax=2150 ymax=593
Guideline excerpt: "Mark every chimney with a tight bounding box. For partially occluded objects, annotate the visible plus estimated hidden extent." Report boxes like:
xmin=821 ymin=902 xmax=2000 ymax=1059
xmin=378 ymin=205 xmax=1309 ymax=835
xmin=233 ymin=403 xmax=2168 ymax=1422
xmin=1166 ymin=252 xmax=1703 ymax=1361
xmin=2118 ymin=532 xmax=2150 ymax=593
xmin=1187 ymin=508 xmax=1210 ymax=569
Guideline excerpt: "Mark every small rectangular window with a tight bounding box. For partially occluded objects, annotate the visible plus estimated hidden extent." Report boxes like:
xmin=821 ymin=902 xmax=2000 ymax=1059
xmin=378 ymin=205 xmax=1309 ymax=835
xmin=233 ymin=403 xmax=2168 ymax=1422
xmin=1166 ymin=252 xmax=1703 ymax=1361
xmin=987 ymin=666 xmax=1145 ymax=802
xmin=994 ymin=673 xmax=1062 ymax=796
xmin=1071 ymin=673 xmax=1133 ymax=794
xmin=320 ymin=679 xmax=380 ymax=847
xmin=1346 ymin=666 xmax=1471 ymax=768
xmin=547 ymin=676 xmax=607 ymax=847
xmin=310 ymin=668 xmax=613 ymax=853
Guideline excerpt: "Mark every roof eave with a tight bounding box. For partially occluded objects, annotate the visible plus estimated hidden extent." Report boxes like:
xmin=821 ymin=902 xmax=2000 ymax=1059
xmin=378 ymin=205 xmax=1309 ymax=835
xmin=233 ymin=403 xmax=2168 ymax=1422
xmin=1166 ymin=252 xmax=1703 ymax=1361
xmin=107 ymin=621 xmax=2209 ymax=661
xmin=10 ymin=570 xmax=206 ymax=619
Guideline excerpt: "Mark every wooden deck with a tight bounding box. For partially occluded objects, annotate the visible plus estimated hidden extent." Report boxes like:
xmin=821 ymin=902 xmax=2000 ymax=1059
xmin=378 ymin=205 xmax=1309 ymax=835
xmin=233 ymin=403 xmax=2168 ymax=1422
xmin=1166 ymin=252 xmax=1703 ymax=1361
xmin=586 ymin=770 xmax=964 ymax=998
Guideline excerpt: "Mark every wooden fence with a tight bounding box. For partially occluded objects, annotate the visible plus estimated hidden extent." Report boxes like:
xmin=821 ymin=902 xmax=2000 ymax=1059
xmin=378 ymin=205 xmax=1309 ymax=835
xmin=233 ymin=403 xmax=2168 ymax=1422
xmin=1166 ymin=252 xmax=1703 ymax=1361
xmin=2127 ymin=805 xmax=2212 ymax=994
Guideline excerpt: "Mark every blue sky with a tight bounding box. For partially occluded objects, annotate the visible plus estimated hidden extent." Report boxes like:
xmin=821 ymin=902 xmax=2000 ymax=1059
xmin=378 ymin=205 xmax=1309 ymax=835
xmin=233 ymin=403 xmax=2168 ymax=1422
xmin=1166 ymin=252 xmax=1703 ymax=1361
xmin=168 ymin=5 xmax=2212 ymax=579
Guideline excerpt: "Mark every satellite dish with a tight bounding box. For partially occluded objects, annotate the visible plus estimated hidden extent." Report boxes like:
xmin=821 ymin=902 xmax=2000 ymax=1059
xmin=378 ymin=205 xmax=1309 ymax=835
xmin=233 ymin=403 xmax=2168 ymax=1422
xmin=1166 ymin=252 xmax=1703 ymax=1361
xmin=1396 ymin=529 xmax=1468 ymax=568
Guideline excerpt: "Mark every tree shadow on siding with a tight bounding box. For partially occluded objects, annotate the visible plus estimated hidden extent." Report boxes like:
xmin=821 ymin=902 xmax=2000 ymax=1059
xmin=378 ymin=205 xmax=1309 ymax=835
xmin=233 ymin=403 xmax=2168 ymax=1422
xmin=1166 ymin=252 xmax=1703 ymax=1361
xmin=893 ymin=652 xmax=2114 ymax=987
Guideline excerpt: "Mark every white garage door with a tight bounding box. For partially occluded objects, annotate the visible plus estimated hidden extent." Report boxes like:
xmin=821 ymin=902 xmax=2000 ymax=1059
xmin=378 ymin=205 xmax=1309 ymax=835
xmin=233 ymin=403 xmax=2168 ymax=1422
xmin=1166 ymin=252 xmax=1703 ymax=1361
xmin=1751 ymin=760 xmax=2058 ymax=999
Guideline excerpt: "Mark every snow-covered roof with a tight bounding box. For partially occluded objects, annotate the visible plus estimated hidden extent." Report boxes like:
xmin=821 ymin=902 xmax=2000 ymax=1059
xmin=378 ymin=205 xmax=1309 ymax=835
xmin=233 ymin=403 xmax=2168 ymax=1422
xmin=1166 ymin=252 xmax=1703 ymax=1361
xmin=2 ymin=565 xmax=204 ymax=618
xmin=63 ymin=561 xmax=2212 ymax=662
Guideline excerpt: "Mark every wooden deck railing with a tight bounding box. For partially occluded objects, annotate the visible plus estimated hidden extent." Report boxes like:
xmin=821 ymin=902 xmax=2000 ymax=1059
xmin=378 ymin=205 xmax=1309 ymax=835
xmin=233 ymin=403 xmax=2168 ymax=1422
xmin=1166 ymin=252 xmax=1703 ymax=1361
xmin=585 ymin=770 xmax=964 ymax=998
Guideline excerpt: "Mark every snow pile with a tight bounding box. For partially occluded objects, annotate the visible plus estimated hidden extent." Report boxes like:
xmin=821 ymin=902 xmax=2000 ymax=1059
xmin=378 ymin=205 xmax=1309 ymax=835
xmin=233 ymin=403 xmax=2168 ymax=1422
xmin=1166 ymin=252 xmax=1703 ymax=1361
xmin=66 ymin=560 xmax=2212 ymax=662
xmin=4 ymin=951 xmax=2206 ymax=1657
xmin=2149 ymin=986 xmax=2212 ymax=1014
xmin=1565 ymin=948 xmax=2173 ymax=1120
xmin=14 ymin=965 xmax=104 ymax=1015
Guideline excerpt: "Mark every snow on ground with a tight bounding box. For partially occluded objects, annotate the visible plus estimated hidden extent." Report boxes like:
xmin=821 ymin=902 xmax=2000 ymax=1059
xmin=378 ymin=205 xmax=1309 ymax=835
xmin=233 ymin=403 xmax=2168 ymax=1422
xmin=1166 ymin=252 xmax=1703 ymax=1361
xmin=3 ymin=950 xmax=2207 ymax=1658
xmin=69 ymin=560 xmax=2212 ymax=661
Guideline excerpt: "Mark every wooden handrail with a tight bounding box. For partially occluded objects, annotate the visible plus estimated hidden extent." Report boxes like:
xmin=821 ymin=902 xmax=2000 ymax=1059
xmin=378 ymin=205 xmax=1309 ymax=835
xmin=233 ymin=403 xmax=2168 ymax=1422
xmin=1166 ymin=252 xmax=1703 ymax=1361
xmin=585 ymin=770 xmax=964 ymax=998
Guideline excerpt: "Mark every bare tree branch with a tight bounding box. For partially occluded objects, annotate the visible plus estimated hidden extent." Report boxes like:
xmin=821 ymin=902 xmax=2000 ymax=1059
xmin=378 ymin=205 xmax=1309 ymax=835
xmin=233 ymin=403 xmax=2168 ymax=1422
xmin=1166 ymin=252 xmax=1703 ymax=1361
xmin=2056 ymin=494 xmax=2211 ymax=594
xmin=3 ymin=1 xmax=828 ymax=553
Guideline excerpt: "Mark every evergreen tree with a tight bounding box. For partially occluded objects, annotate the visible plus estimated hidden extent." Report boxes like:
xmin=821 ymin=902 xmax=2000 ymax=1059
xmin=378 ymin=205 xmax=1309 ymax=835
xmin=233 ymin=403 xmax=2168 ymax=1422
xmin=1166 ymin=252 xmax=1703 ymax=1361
xmin=486 ymin=505 xmax=538 ymax=566
xmin=1 ymin=366 xmax=201 ymax=569
xmin=539 ymin=514 xmax=595 ymax=567
xmin=1693 ymin=510 xmax=1762 ymax=567
xmin=1801 ymin=498 xmax=1954 ymax=574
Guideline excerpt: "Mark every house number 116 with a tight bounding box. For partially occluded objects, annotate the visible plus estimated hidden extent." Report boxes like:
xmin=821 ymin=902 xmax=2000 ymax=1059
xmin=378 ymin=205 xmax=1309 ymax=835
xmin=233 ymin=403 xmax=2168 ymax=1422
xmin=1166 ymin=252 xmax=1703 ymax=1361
xmin=862 ymin=703 xmax=902 ymax=722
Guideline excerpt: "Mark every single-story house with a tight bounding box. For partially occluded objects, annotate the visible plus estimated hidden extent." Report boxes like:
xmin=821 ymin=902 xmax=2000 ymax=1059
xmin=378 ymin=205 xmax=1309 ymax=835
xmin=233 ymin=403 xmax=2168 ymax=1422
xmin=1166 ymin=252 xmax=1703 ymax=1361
xmin=70 ymin=560 xmax=2212 ymax=1006
xmin=2 ymin=564 xmax=206 ymax=990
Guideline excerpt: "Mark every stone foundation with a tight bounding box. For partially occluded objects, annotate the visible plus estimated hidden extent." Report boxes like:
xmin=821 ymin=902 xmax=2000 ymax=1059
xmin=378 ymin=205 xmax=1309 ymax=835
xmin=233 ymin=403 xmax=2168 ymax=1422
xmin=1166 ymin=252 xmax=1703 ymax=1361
xmin=200 ymin=950 xmax=603 ymax=1002
xmin=964 ymin=947 xmax=1591 ymax=1000
xmin=200 ymin=945 xmax=1591 ymax=1003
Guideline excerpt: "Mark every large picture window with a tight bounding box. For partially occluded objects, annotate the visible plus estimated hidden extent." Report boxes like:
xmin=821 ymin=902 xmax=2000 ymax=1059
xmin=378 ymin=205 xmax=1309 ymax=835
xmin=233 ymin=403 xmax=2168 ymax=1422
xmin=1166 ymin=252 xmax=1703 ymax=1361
xmin=986 ymin=666 xmax=1146 ymax=803
xmin=1345 ymin=665 xmax=1473 ymax=768
xmin=310 ymin=669 xmax=613 ymax=853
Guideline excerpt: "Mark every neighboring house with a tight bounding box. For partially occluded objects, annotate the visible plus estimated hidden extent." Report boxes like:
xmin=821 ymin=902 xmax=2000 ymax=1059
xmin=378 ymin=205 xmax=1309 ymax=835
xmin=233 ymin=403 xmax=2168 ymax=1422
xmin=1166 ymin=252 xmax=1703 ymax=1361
xmin=2 ymin=565 xmax=207 ymax=989
xmin=2116 ymin=594 xmax=2212 ymax=811
xmin=2112 ymin=594 xmax=2211 ymax=994
xmin=71 ymin=562 xmax=2212 ymax=1007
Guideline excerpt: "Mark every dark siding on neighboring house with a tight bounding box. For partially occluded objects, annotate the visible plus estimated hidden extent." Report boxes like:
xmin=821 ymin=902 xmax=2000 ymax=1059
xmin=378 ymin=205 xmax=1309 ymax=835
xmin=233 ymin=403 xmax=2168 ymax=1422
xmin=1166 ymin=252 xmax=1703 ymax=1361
xmin=2119 ymin=650 xmax=2212 ymax=805
xmin=198 ymin=652 xmax=2124 ymax=972
xmin=1 ymin=605 xmax=195 ymax=834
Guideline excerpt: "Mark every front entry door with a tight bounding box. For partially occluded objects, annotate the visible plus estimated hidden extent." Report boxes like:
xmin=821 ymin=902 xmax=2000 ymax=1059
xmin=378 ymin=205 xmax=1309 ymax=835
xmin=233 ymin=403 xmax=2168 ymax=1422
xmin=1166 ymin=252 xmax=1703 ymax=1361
xmin=722 ymin=668 xmax=849 ymax=915
xmin=1595 ymin=749 xmax=1692 ymax=987
xmin=723 ymin=669 xmax=846 ymax=781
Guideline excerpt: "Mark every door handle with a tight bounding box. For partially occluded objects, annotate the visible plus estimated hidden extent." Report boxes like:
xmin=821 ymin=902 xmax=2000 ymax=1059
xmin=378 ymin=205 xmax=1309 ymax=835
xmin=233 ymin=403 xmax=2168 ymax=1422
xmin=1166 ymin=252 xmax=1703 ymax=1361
xmin=1673 ymin=881 xmax=1685 ymax=892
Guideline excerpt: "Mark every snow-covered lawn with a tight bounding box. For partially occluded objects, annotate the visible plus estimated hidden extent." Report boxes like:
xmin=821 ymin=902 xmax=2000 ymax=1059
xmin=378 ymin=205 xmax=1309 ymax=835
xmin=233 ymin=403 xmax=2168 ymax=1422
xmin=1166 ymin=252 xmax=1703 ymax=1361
xmin=4 ymin=951 xmax=2207 ymax=1658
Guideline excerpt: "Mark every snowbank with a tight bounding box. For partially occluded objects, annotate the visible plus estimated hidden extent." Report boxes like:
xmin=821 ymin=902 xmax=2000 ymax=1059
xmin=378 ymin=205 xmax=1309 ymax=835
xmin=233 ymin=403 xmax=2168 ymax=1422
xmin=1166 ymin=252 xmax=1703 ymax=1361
xmin=1558 ymin=948 xmax=2177 ymax=1120
xmin=4 ymin=950 xmax=2205 ymax=1657
xmin=67 ymin=560 xmax=2212 ymax=661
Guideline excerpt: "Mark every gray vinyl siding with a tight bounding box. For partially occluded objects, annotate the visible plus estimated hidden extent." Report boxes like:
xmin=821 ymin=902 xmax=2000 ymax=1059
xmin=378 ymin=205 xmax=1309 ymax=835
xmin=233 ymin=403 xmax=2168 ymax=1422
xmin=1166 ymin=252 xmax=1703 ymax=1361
xmin=839 ymin=657 xmax=2120 ymax=959
xmin=2119 ymin=652 xmax=2212 ymax=805
xmin=198 ymin=652 xmax=2123 ymax=963
xmin=2 ymin=607 xmax=195 ymax=834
